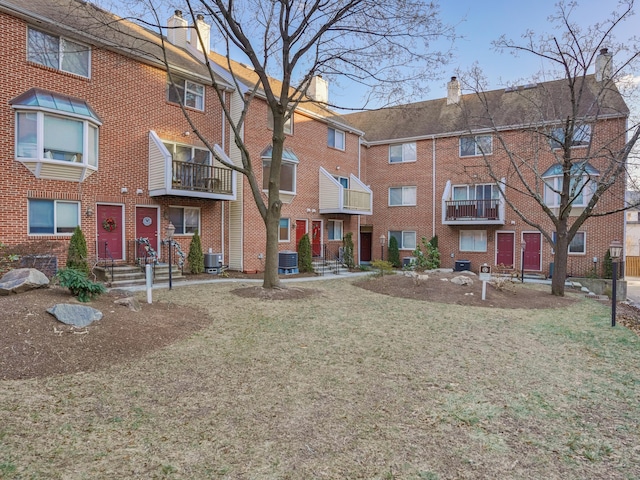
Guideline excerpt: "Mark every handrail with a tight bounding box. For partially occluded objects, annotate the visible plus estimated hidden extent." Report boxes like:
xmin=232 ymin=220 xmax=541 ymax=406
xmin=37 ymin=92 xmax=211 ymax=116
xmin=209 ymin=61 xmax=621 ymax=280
xmin=101 ymin=241 xmax=114 ymax=281
xmin=445 ymin=199 xmax=500 ymax=220
xmin=172 ymin=160 xmax=233 ymax=194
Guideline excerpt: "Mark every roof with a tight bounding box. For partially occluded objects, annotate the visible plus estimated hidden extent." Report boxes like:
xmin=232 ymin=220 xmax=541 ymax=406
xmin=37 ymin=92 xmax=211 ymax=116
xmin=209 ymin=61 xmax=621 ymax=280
xmin=260 ymin=145 xmax=299 ymax=163
xmin=0 ymin=0 xmax=228 ymax=86
xmin=9 ymin=87 xmax=102 ymax=123
xmin=343 ymin=76 xmax=629 ymax=143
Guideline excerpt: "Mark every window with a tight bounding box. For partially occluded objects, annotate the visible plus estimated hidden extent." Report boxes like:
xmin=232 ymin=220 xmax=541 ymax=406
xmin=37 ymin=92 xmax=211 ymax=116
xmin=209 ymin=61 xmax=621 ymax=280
xmin=28 ymin=199 xmax=79 ymax=235
xmin=16 ymin=111 xmax=99 ymax=166
xmin=168 ymin=207 xmax=200 ymax=234
xmin=328 ymin=220 xmax=343 ymax=241
xmin=389 ymin=142 xmax=417 ymax=163
xmin=389 ymin=230 xmax=417 ymax=250
xmin=452 ymin=184 xmax=499 ymax=201
xmin=163 ymin=142 xmax=211 ymax=165
xmin=460 ymin=230 xmax=487 ymax=252
xmin=389 ymin=186 xmax=417 ymax=206
xmin=328 ymin=127 xmax=345 ymax=150
xmin=334 ymin=176 xmax=349 ymax=189
xmin=550 ymin=124 xmax=591 ymax=149
xmin=460 ymin=135 xmax=492 ymax=157
xmin=267 ymin=109 xmax=293 ymax=135
xmin=279 ymin=218 xmax=290 ymax=242
xmin=544 ymin=175 xmax=595 ymax=207
xmin=552 ymin=232 xmax=586 ymax=254
xmin=167 ymin=76 xmax=204 ymax=111
xmin=263 ymin=161 xmax=296 ymax=193
xmin=28 ymin=28 xmax=90 ymax=77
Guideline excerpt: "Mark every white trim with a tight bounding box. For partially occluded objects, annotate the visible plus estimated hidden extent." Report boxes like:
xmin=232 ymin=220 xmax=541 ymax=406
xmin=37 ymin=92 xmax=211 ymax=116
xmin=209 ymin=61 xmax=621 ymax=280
xmin=459 ymin=230 xmax=487 ymax=253
xmin=167 ymin=205 xmax=201 ymax=235
xmin=388 ymin=186 xmax=417 ymax=206
xmin=327 ymin=219 xmax=343 ymax=241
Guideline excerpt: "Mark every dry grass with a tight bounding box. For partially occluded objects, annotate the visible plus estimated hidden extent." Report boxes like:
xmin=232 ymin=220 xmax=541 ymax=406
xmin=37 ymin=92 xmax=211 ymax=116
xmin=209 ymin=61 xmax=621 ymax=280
xmin=1 ymin=278 xmax=640 ymax=479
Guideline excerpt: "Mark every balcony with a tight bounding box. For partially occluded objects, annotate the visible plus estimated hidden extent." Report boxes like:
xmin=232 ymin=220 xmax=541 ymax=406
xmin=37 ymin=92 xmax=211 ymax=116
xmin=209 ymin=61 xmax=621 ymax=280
xmin=148 ymin=131 xmax=236 ymax=200
xmin=319 ymin=167 xmax=372 ymax=215
xmin=442 ymin=180 xmax=505 ymax=225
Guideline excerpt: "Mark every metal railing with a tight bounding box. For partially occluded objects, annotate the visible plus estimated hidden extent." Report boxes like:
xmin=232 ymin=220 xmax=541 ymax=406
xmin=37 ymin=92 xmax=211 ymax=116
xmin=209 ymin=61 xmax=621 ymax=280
xmin=98 ymin=241 xmax=114 ymax=281
xmin=172 ymin=161 xmax=233 ymax=194
xmin=444 ymin=199 xmax=500 ymax=220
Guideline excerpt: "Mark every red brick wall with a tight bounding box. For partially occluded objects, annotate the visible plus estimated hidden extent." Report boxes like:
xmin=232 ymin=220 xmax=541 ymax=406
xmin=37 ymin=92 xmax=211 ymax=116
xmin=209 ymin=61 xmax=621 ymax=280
xmin=0 ymin=13 xmax=225 ymax=266
xmin=361 ymin=119 xmax=627 ymax=276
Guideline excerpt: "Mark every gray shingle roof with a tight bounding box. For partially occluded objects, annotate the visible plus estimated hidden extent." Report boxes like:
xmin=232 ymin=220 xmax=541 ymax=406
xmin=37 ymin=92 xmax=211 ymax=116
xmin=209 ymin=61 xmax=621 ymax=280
xmin=343 ymin=76 xmax=629 ymax=143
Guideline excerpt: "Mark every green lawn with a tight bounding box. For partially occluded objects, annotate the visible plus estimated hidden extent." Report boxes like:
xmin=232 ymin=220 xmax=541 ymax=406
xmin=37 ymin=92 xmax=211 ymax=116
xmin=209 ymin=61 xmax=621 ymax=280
xmin=1 ymin=279 xmax=639 ymax=479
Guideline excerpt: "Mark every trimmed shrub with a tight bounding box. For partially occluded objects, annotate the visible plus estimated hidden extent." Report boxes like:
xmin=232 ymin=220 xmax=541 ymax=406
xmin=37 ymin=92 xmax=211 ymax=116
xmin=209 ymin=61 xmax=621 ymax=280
xmin=388 ymin=235 xmax=401 ymax=268
xmin=66 ymin=226 xmax=90 ymax=276
xmin=298 ymin=233 xmax=313 ymax=273
xmin=187 ymin=230 xmax=204 ymax=274
xmin=603 ymin=250 xmax=613 ymax=279
xmin=343 ymin=232 xmax=355 ymax=269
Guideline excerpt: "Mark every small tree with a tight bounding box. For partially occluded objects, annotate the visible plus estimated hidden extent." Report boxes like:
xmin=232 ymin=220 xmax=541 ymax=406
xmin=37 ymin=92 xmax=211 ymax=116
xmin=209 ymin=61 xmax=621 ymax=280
xmin=603 ymin=250 xmax=613 ymax=279
xmin=429 ymin=235 xmax=439 ymax=249
xmin=412 ymin=236 xmax=441 ymax=270
xmin=298 ymin=233 xmax=313 ymax=273
xmin=66 ymin=226 xmax=90 ymax=276
xmin=187 ymin=230 xmax=204 ymax=274
xmin=388 ymin=235 xmax=401 ymax=268
xmin=342 ymin=232 xmax=355 ymax=269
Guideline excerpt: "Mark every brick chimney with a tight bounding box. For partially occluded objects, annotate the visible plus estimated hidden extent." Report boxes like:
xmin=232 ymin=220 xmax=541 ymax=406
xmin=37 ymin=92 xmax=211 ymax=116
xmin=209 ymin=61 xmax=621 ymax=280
xmin=308 ymin=75 xmax=329 ymax=104
xmin=595 ymin=48 xmax=613 ymax=82
xmin=447 ymin=76 xmax=461 ymax=105
xmin=167 ymin=10 xmax=188 ymax=49
xmin=193 ymin=14 xmax=211 ymax=55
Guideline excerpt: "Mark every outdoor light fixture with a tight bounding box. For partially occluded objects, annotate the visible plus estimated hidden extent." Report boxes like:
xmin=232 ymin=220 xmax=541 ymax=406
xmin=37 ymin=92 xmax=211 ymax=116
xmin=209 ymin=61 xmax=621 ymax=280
xmin=166 ymin=221 xmax=176 ymax=290
xmin=521 ymin=239 xmax=527 ymax=283
xmin=609 ymin=239 xmax=623 ymax=327
xmin=379 ymin=234 xmax=386 ymax=261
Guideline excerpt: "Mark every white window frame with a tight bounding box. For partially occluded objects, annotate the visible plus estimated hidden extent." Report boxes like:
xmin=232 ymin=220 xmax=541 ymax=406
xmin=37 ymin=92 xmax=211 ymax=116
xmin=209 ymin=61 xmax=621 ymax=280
xmin=167 ymin=76 xmax=205 ymax=111
xmin=460 ymin=230 xmax=487 ymax=252
xmin=389 ymin=230 xmax=417 ymax=250
xmin=267 ymin=109 xmax=293 ymax=135
xmin=262 ymin=160 xmax=297 ymax=194
xmin=162 ymin=141 xmax=212 ymax=165
xmin=279 ymin=218 xmax=290 ymax=242
xmin=389 ymin=142 xmax=417 ymax=163
xmin=15 ymin=111 xmax=99 ymax=167
xmin=388 ymin=186 xmax=417 ymax=206
xmin=328 ymin=220 xmax=343 ymax=241
xmin=27 ymin=27 xmax=91 ymax=78
xmin=328 ymin=127 xmax=345 ymax=150
xmin=552 ymin=231 xmax=586 ymax=255
xmin=550 ymin=124 xmax=591 ymax=149
xmin=460 ymin=134 xmax=493 ymax=157
xmin=27 ymin=199 xmax=80 ymax=235
xmin=543 ymin=175 xmax=594 ymax=208
xmin=168 ymin=206 xmax=200 ymax=235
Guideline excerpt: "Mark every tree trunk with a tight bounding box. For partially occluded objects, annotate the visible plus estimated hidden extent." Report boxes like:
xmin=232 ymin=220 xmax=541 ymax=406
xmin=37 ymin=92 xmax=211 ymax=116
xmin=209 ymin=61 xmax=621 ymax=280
xmin=551 ymin=233 xmax=569 ymax=296
xmin=262 ymin=203 xmax=282 ymax=289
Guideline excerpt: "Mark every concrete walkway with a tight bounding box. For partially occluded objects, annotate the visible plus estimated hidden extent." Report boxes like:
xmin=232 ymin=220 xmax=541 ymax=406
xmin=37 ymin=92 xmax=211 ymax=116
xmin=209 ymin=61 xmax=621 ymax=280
xmin=625 ymin=276 xmax=640 ymax=305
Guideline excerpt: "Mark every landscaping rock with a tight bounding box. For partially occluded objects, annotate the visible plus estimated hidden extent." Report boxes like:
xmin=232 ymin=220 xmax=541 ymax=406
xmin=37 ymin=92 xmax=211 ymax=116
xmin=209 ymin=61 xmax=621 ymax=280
xmin=451 ymin=275 xmax=474 ymax=286
xmin=47 ymin=304 xmax=103 ymax=327
xmin=0 ymin=268 xmax=49 ymax=295
xmin=114 ymin=296 xmax=141 ymax=312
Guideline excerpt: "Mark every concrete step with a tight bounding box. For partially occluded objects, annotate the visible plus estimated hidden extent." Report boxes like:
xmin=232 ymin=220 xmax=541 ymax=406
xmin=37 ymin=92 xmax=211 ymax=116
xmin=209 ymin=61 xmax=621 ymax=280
xmin=94 ymin=264 xmax=182 ymax=287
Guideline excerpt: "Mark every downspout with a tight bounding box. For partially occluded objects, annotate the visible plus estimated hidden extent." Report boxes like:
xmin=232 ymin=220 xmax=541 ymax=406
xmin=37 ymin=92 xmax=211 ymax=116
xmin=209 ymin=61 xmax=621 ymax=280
xmin=357 ymin=135 xmax=363 ymax=264
xmin=432 ymin=136 xmax=436 ymax=238
xmin=221 ymin=90 xmax=226 ymax=261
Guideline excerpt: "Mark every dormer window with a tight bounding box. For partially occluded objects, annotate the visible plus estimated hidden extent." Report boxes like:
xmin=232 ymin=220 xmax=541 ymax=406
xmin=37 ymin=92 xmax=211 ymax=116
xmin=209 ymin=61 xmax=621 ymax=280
xmin=28 ymin=27 xmax=90 ymax=78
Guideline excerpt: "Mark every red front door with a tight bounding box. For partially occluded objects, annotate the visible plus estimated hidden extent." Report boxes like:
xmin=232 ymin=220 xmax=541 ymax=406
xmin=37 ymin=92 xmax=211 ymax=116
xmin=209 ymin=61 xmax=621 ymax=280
xmin=360 ymin=232 xmax=372 ymax=262
xmin=496 ymin=232 xmax=514 ymax=267
xmin=295 ymin=219 xmax=307 ymax=249
xmin=523 ymin=232 xmax=542 ymax=271
xmin=96 ymin=204 xmax=124 ymax=260
xmin=311 ymin=221 xmax=322 ymax=257
xmin=136 ymin=206 xmax=159 ymax=256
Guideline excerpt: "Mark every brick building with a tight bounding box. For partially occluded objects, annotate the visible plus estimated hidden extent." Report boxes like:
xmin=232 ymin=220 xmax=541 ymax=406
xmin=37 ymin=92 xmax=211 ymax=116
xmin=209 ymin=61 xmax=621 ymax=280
xmin=0 ymin=0 xmax=629 ymax=279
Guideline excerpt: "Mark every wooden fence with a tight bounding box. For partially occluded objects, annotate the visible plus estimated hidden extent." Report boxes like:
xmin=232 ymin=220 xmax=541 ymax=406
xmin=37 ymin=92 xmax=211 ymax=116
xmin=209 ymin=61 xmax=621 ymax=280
xmin=626 ymin=256 xmax=640 ymax=277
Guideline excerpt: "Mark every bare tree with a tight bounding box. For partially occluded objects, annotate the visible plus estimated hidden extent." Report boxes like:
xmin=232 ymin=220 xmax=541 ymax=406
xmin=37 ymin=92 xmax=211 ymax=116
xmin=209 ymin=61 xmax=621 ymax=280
xmin=457 ymin=0 xmax=639 ymax=296
xmin=136 ymin=0 xmax=452 ymax=289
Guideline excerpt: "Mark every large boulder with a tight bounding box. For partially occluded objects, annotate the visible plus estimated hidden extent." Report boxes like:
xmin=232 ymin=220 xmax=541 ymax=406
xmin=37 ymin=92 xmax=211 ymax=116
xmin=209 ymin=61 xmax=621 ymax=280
xmin=47 ymin=304 xmax=103 ymax=327
xmin=451 ymin=275 xmax=474 ymax=286
xmin=0 ymin=268 xmax=49 ymax=295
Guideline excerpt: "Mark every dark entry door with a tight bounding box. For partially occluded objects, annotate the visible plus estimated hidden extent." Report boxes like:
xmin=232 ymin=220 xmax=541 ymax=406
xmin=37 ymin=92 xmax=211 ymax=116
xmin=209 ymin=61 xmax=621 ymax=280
xmin=496 ymin=232 xmax=514 ymax=267
xmin=96 ymin=204 xmax=124 ymax=260
xmin=360 ymin=232 xmax=372 ymax=262
xmin=312 ymin=221 xmax=322 ymax=257
xmin=296 ymin=219 xmax=307 ymax=249
xmin=523 ymin=232 xmax=542 ymax=271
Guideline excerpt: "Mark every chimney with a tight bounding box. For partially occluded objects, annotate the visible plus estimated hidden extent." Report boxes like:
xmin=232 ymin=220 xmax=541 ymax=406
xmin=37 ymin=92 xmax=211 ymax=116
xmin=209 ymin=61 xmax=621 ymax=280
xmin=308 ymin=75 xmax=329 ymax=104
xmin=447 ymin=76 xmax=461 ymax=105
xmin=193 ymin=14 xmax=211 ymax=55
xmin=167 ymin=10 xmax=188 ymax=49
xmin=595 ymin=48 xmax=613 ymax=82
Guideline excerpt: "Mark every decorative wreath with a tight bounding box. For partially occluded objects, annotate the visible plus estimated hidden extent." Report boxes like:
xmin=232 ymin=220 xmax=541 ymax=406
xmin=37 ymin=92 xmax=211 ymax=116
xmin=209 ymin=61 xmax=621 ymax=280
xmin=102 ymin=217 xmax=117 ymax=232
